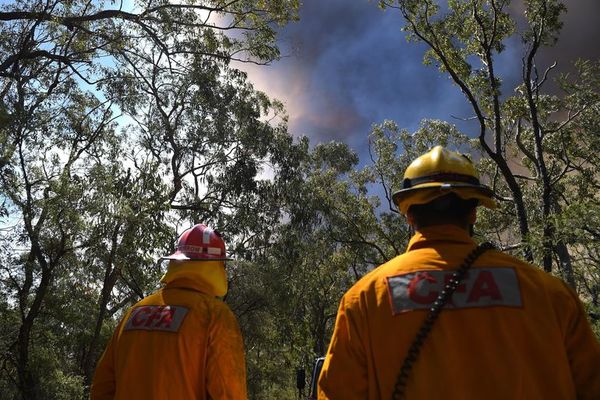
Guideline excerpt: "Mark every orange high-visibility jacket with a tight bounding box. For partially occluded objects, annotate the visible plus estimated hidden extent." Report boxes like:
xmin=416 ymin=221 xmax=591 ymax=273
xmin=91 ymin=277 xmax=247 ymax=400
xmin=318 ymin=225 xmax=600 ymax=400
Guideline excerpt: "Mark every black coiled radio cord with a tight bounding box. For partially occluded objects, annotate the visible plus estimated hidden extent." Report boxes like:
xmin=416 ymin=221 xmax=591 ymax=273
xmin=391 ymin=242 xmax=495 ymax=400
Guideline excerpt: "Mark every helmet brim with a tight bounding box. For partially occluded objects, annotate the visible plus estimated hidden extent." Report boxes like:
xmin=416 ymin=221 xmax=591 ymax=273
xmin=393 ymin=183 xmax=496 ymax=215
xmin=160 ymin=253 xmax=233 ymax=262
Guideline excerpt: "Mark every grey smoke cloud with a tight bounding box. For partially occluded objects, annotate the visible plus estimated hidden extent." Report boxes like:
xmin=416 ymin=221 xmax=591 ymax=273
xmin=542 ymin=0 xmax=600 ymax=65
xmin=243 ymin=0 xmax=598 ymax=160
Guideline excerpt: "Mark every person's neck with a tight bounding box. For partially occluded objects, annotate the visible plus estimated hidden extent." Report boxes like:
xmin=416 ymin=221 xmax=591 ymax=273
xmin=413 ymin=222 xmax=472 ymax=235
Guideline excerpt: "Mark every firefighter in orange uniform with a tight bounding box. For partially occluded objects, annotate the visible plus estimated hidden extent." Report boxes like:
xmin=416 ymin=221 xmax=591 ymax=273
xmin=91 ymin=224 xmax=247 ymax=399
xmin=318 ymin=146 xmax=600 ymax=399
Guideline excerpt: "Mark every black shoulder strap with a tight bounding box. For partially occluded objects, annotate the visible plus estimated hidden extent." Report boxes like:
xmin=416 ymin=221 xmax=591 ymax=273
xmin=391 ymin=242 xmax=495 ymax=400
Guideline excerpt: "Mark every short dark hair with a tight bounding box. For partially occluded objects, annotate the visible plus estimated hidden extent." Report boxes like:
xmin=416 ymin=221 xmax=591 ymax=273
xmin=407 ymin=193 xmax=478 ymax=228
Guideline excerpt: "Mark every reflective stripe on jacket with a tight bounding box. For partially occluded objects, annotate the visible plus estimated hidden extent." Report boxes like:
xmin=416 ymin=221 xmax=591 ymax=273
xmin=91 ymin=277 xmax=247 ymax=399
xmin=318 ymin=225 xmax=600 ymax=399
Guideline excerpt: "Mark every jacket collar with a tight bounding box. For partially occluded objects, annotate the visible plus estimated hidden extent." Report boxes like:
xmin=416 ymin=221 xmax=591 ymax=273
xmin=160 ymin=260 xmax=227 ymax=297
xmin=406 ymin=224 xmax=475 ymax=252
xmin=163 ymin=276 xmax=217 ymax=296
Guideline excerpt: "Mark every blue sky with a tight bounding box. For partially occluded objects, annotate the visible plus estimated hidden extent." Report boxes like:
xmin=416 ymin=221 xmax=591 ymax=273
xmin=242 ymin=0 xmax=600 ymax=163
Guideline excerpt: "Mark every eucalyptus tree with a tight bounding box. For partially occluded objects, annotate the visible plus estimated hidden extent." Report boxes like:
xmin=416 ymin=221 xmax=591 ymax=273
xmin=0 ymin=0 xmax=297 ymax=77
xmin=0 ymin=43 xmax=122 ymax=393
xmin=245 ymin=149 xmax=367 ymax=398
xmin=233 ymin=122 xmax=479 ymax=397
xmin=1 ymin=0 xmax=298 ymax=178
xmin=546 ymin=61 xmax=600 ymax=321
xmin=106 ymin=37 xmax=293 ymax=242
xmin=0 ymin=1 xmax=299 ymax=398
xmin=223 ymin=136 xmax=415 ymax=398
xmin=75 ymin=154 xmax=175 ymax=384
xmin=377 ymin=0 xmax=599 ymax=288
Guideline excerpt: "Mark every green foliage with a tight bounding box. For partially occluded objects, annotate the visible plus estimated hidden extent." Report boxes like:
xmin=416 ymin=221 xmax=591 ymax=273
xmin=0 ymin=0 xmax=300 ymax=398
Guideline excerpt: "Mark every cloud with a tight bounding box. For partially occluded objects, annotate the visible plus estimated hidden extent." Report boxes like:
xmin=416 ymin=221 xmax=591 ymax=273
xmin=262 ymin=1 xmax=473 ymax=147
xmin=542 ymin=0 xmax=600 ymax=64
xmin=241 ymin=0 xmax=598 ymax=160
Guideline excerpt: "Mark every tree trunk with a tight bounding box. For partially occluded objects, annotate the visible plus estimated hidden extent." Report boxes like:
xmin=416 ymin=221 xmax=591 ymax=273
xmin=82 ymin=225 xmax=122 ymax=384
xmin=483 ymin=144 xmax=534 ymax=263
xmin=555 ymin=241 xmax=576 ymax=289
xmin=16 ymin=260 xmax=52 ymax=400
xmin=16 ymin=323 xmax=36 ymax=400
xmin=81 ymin=269 xmax=120 ymax=385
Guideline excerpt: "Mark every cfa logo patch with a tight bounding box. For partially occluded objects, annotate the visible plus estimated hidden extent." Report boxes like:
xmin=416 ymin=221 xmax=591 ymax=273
xmin=386 ymin=268 xmax=522 ymax=315
xmin=124 ymin=305 xmax=189 ymax=332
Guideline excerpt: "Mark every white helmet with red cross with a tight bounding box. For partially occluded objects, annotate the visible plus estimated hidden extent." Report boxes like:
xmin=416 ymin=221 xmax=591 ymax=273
xmin=162 ymin=224 xmax=232 ymax=261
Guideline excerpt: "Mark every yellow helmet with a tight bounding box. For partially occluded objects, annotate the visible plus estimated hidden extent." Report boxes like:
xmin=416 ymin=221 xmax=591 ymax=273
xmin=392 ymin=146 xmax=496 ymax=215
